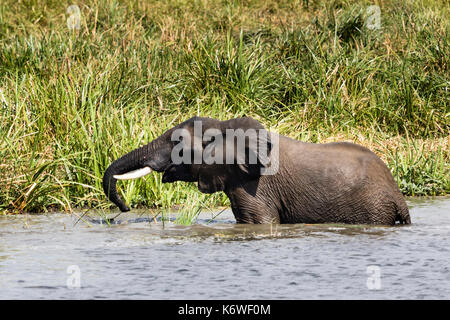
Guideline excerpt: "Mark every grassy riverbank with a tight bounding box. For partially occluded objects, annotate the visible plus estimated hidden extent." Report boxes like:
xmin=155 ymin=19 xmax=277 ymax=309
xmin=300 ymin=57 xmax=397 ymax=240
xmin=0 ymin=0 xmax=449 ymax=215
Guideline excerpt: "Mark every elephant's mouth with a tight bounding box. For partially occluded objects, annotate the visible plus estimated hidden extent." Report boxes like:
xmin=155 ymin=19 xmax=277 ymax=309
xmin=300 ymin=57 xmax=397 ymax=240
xmin=162 ymin=164 xmax=197 ymax=183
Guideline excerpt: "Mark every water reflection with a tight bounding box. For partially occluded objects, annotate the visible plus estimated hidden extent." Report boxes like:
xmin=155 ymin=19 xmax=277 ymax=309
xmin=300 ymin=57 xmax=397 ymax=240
xmin=84 ymin=210 xmax=395 ymax=241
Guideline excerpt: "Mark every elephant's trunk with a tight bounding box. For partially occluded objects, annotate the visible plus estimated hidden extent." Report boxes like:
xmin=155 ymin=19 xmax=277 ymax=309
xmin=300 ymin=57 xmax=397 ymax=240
xmin=102 ymin=165 xmax=131 ymax=212
xmin=102 ymin=138 xmax=167 ymax=212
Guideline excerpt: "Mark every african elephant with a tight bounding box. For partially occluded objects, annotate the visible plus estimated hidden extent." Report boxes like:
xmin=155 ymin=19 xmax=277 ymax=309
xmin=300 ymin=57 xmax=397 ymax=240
xmin=103 ymin=116 xmax=410 ymax=225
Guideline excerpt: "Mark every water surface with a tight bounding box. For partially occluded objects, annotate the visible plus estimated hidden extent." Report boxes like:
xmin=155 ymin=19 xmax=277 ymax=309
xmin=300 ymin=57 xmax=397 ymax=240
xmin=0 ymin=198 xmax=449 ymax=299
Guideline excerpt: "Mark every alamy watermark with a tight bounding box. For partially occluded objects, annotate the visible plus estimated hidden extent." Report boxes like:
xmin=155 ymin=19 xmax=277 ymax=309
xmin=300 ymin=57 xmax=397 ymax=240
xmin=170 ymin=121 xmax=279 ymax=175
xmin=365 ymin=5 xmax=381 ymax=30
xmin=66 ymin=265 xmax=81 ymax=289
xmin=67 ymin=5 xmax=81 ymax=30
xmin=366 ymin=265 xmax=381 ymax=290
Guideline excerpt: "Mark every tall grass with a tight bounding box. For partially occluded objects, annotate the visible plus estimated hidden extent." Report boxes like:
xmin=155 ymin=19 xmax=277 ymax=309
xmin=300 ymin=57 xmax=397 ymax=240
xmin=0 ymin=0 xmax=448 ymax=216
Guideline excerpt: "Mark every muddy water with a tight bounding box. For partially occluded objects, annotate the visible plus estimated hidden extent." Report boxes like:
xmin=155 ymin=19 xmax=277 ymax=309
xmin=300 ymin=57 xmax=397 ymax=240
xmin=0 ymin=198 xmax=449 ymax=299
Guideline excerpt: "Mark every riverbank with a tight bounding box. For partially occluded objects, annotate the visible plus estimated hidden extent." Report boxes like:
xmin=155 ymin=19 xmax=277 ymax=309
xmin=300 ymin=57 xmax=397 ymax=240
xmin=0 ymin=0 xmax=448 ymax=214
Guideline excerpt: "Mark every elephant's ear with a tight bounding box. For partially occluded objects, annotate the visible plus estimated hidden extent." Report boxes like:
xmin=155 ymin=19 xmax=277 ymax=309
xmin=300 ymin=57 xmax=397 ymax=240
xmin=220 ymin=117 xmax=273 ymax=179
xmin=197 ymin=117 xmax=274 ymax=192
xmin=235 ymin=128 xmax=273 ymax=179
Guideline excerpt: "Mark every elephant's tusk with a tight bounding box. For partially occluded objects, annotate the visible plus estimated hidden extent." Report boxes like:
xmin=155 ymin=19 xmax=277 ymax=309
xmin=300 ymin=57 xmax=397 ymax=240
xmin=113 ymin=167 xmax=152 ymax=180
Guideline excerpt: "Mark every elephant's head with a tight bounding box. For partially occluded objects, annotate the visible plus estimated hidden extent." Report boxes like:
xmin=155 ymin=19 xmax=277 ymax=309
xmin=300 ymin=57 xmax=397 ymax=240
xmin=102 ymin=117 xmax=273 ymax=212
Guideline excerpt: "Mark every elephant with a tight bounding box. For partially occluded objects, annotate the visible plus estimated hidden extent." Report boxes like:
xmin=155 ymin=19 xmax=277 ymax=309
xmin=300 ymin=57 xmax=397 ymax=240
xmin=103 ymin=116 xmax=410 ymax=225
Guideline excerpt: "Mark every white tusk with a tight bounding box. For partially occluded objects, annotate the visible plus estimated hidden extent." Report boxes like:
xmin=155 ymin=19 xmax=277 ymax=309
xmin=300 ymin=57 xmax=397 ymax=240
xmin=114 ymin=167 xmax=152 ymax=180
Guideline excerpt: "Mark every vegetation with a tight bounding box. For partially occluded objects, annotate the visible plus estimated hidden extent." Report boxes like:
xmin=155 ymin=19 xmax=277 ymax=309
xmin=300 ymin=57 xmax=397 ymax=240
xmin=0 ymin=0 xmax=448 ymax=215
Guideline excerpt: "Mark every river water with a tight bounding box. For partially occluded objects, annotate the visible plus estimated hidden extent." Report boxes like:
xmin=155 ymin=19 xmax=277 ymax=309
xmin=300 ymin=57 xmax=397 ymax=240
xmin=0 ymin=197 xmax=449 ymax=299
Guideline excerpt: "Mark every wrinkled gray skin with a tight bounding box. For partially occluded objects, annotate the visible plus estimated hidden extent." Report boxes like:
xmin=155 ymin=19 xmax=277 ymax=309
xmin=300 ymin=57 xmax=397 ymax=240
xmin=103 ymin=117 xmax=410 ymax=225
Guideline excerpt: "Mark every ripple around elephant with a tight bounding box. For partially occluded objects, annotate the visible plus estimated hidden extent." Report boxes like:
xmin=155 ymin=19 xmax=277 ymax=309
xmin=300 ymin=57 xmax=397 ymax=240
xmin=103 ymin=116 xmax=410 ymax=225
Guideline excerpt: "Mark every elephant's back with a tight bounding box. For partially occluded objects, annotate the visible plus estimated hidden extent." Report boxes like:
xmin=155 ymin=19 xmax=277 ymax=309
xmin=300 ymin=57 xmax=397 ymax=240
xmin=279 ymin=139 xmax=409 ymax=224
xmin=290 ymin=141 xmax=379 ymax=183
xmin=304 ymin=141 xmax=403 ymax=198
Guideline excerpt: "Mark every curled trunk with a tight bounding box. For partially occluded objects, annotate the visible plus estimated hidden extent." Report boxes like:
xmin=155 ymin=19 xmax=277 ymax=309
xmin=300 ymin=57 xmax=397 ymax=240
xmin=102 ymin=144 xmax=152 ymax=212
